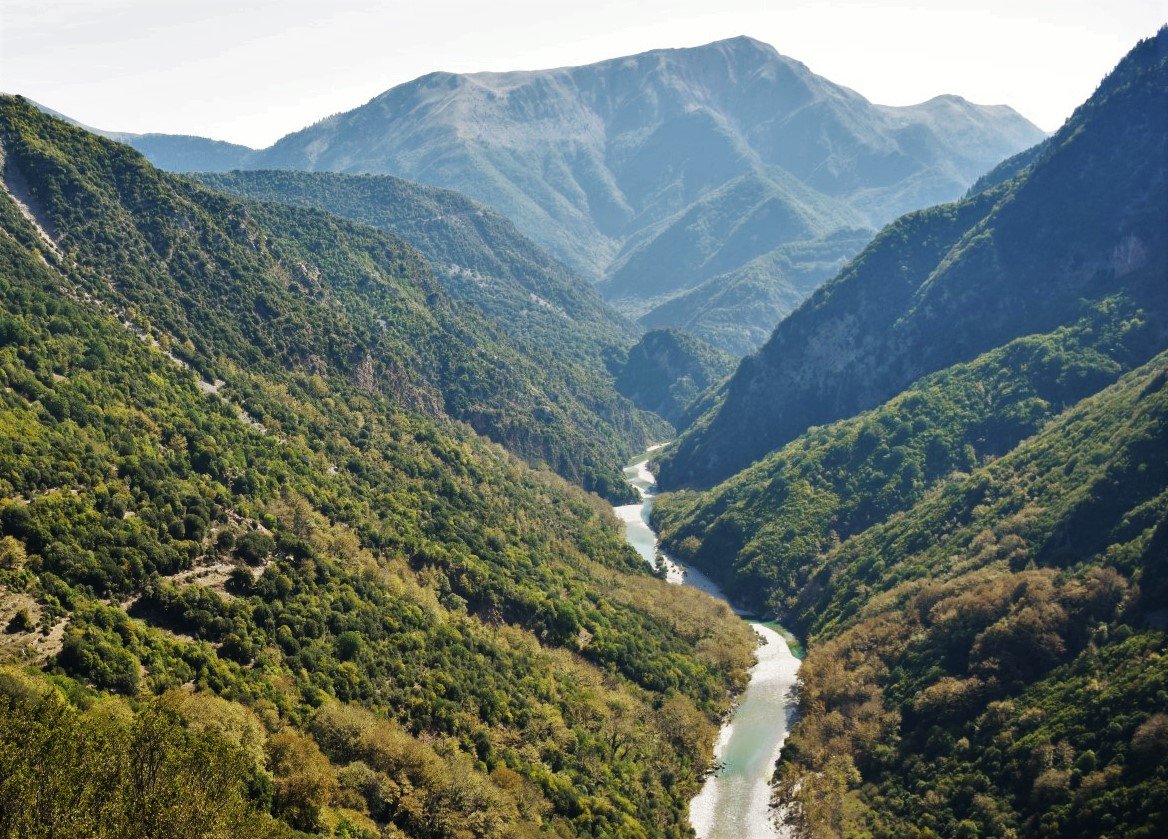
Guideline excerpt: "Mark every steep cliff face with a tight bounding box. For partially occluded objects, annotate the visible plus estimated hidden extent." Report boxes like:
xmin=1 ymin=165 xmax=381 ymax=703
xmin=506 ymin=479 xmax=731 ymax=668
xmin=659 ymin=31 xmax=1168 ymax=488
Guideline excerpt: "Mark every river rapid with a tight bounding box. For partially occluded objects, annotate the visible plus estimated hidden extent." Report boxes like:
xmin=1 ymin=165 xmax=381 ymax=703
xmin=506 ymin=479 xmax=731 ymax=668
xmin=612 ymin=449 xmax=801 ymax=839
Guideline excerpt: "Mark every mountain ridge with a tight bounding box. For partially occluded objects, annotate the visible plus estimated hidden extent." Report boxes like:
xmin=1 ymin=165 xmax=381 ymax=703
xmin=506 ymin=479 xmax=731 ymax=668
xmin=40 ymin=36 xmax=1043 ymax=355
xmin=657 ymin=29 xmax=1167 ymax=488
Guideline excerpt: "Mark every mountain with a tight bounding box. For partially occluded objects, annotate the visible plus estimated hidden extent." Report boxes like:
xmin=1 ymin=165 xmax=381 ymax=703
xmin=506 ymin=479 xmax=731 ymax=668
xmin=99 ymin=38 xmax=1043 ymax=355
xmin=774 ymin=352 xmax=1168 ymax=836
xmin=649 ymin=31 xmax=1168 ymax=838
xmin=658 ymin=31 xmax=1168 ymax=488
xmin=192 ymin=169 xmax=637 ymax=369
xmin=0 ymin=94 xmax=755 ymax=836
xmin=612 ymin=328 xmax=735 ymax=429
xmin=636 ymin=227 xmax=874 ymax=356
xmin=1 ymin=97 xmax=672 ymax=502
xmin=122 ymin=134 xmax=258 ymax=173
xmin=22 ymin=98 xmax=259 ymax=174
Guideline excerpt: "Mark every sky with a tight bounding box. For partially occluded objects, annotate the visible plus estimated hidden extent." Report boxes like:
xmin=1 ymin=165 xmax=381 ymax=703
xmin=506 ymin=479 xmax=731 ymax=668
xmin=2 ymin=0 xmax=1164 ymax=148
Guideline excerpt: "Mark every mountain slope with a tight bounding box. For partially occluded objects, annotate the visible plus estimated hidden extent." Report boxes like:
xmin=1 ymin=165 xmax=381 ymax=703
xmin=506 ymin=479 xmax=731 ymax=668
xmin=121 ymin=133 xmax=258 ymax=173
xmin=193 ymin=169 xmax=637 ymax=369
xmin=613 ymin=328 xmax=735 ymax=429
xmin=637 ymin=227 xmax=873 ymax=356
xmin=0 ymin=96 xmax=755 ymax=837
xmin=655 ymin=304 xmax=1165 ymax=610
xmin=658 ymin=31 xmax=1168 ymax=488
xmin=0 ymin=97 xmax=668 ymax=501
xmin=24 ymin=98 xmax=259 ymax=174
xmin=108 ymin=38 xmax=1042 ymax=355
xmin=646 ymin=30 xmax=1168 ymax=838
xmin=776 ymin=352 xmax=1168 ymax=837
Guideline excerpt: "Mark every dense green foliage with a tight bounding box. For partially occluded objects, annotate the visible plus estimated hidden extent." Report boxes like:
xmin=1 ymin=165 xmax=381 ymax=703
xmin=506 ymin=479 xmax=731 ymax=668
xmin=649 ymin=31 xmax=1168 ymax=839
xmin=776 ymin=354 xmax=1168 ymax=837
xmin=655 ymin=304 xmax=1161 ymax=611
xmin=0 ymin=97 xmax=662 ymax=502
xmin=613 ymin=328 xmax=735 ymax=429
xmin=0 ymin=99 xmax=756 ymax=836
xmin=193 ymin=169 xmax=639 ymax=371
xmin=0 ymin=671 xmax=291 ymax=838
xmin=659 ymin=32 xmax=1167 ymax=488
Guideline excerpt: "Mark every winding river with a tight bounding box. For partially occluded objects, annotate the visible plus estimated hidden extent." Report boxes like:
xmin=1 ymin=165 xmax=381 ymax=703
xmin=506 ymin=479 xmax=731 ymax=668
xmin=613 ymin=449 xmax=801 ymax=839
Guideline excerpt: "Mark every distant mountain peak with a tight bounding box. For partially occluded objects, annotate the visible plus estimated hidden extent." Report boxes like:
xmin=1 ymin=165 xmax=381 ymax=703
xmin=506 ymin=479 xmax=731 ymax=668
xmin=42 ymin=38 xmax=1043 ymax=357
xmin=657 ymin=28 xmax=1167 ymax=487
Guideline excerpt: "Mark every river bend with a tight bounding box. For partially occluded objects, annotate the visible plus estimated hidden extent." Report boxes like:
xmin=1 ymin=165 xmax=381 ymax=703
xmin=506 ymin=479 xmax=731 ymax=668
xmin=613 ymin=450 xmax=801 ymax=839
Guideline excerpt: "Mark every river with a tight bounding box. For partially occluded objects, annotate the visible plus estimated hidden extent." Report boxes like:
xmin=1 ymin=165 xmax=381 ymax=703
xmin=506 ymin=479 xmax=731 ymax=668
xmin=613 ymin=449 xmax=801 ymax=839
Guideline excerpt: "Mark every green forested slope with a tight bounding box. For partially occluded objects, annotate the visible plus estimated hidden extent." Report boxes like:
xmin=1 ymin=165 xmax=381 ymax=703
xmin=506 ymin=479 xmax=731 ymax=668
xmin=613 ymin=329 xmax=735 ymax=430
xmin=0 ymin=98 xmax=664 ymax=502
xmin=654 ymin=303 xmax=1163 ymax=611
xmin=192 ymin=169 xmax=637 ymax=369
xmin=0 ymin=98 xmax=755 ymax=837
xmin=774 ymin=353 xmax=1168 ymax=838
xmin=658 ymin=31 xmax=1167 ymax=489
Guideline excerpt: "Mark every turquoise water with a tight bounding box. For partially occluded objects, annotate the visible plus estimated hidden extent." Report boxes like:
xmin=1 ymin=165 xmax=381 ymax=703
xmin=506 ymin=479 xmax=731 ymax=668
xmin=614 ymin=451 xmax=801 ymax=839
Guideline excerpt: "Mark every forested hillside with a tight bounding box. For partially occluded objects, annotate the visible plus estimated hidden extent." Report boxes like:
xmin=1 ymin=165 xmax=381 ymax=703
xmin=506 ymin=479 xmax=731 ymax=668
xmin=613 ymin=329 xmax=734 ymax=429
xmin=192 ymin=169 xmax=637 ymax=371
xmin=655 ymin=305 xmax=1165 ymax=611
xmin=658 ymin=31 xmax=1167 ymax=488
xmin=0 ymin=98 xmax=669 ymax=501
xmin=0 ymin=96 xmax=756 ymax=837
xmin=636 ymin=227 xmax=874 ymax=357
xmin=774 ymin=354 xmax=1168 ymax=837
xmin=650 ymin=30 xmax=1168 ymax=839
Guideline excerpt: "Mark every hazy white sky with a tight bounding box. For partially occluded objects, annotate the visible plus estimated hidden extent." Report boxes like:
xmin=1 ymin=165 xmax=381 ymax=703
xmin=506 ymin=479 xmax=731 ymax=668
xmin=3 ymin=0 xmax=1164 ymax=147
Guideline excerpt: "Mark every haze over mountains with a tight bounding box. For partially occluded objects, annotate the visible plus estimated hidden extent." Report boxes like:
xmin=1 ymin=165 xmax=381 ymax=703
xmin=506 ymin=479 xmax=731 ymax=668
xmin=90 ymin=37 xmax=1043 ymax=355
xmin=657 ymin=31 xmax=1167 ymax=489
